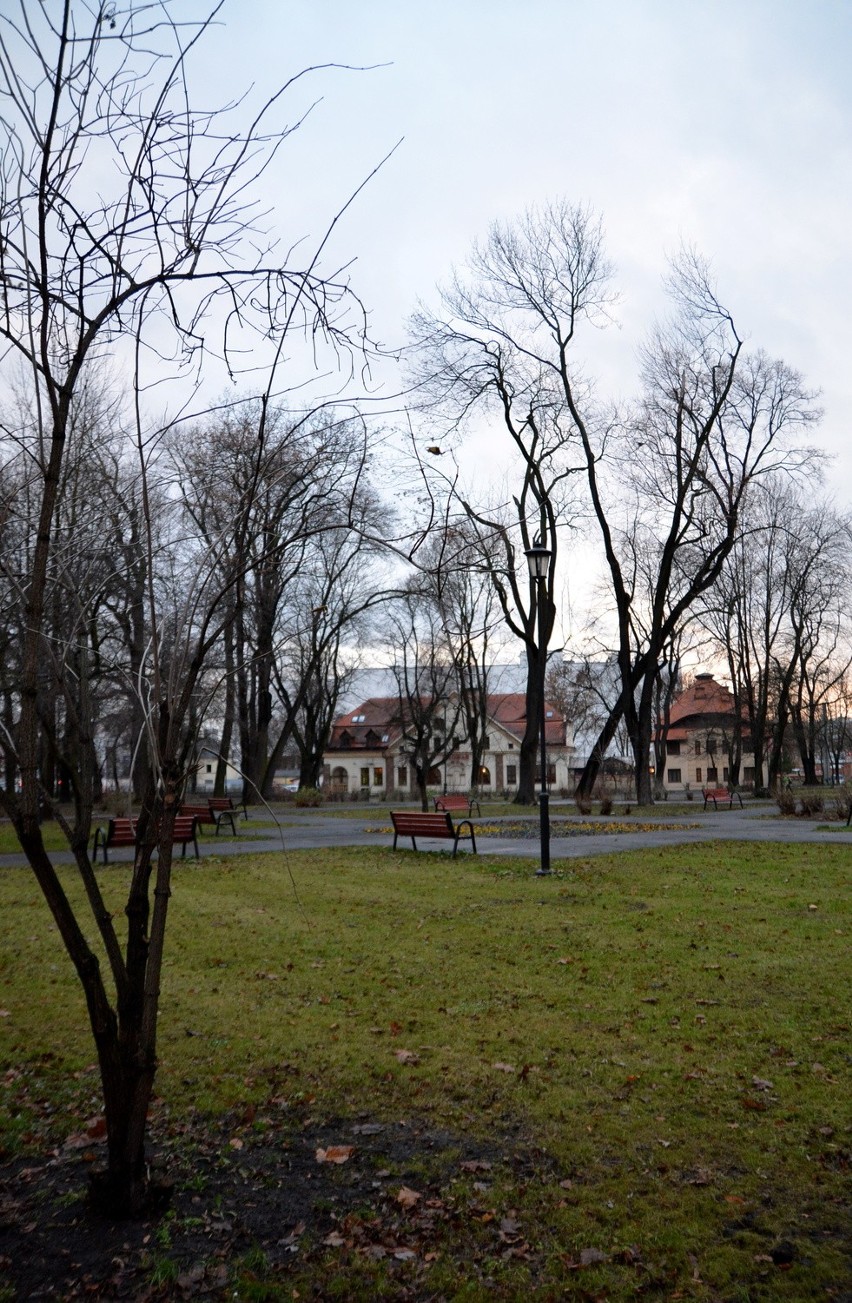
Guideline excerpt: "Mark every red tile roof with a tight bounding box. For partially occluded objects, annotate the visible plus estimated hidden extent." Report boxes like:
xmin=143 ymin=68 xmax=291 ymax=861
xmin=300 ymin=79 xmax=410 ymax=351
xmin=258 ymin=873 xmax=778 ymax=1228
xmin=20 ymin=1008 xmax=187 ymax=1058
xmin=327 ymin=692 xmax=565 ymax=752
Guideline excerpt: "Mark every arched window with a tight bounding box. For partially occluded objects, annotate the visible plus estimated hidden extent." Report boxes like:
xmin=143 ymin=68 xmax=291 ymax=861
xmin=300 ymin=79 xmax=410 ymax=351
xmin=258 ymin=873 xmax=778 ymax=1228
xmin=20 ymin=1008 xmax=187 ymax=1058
xmin=478 ymin=766 xmax=492 ymax=786
xmin=330 ymin=767 xmax=349 ymax=792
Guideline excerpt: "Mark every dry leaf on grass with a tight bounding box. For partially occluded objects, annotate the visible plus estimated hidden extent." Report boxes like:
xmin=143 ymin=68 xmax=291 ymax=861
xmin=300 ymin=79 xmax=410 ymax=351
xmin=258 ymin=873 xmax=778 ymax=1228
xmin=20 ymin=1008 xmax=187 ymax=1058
xmin=396 ymin=1186 xmax=422 ymax=1208
xmin=492 ymin=1061 xmax=516 ymax=1073
xmin=315 ymin=1145 xmax=355 ymax=1164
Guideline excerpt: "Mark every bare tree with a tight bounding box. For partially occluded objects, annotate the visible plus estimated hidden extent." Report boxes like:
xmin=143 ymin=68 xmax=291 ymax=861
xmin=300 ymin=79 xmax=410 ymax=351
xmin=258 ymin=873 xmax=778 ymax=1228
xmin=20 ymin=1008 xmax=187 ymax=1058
xmin=0 ymin=1 xmax=372 ymax=1210
xmin=412 ymin=202 xmax=820 ymax=804
xmin=385 ymin=592 xmax=465 ymax=810
xmin=697 ymin=479 xmax=850 ymax=790
xmin=410 ymin=203 xmax=605 ymax=799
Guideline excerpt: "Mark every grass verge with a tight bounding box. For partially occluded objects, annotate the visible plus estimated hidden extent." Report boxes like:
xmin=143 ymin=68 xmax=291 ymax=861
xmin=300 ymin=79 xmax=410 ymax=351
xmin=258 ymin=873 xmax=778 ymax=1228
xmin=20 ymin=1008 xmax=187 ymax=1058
xmin=0 ymin=841 xmax=848 ymax=1299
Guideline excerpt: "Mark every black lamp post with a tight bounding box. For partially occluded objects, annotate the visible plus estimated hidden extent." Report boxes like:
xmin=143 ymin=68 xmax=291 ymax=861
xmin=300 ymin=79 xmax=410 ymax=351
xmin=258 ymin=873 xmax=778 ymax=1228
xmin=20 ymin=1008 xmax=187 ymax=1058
xmin=525 ymin=537 xmax=553 ymax=877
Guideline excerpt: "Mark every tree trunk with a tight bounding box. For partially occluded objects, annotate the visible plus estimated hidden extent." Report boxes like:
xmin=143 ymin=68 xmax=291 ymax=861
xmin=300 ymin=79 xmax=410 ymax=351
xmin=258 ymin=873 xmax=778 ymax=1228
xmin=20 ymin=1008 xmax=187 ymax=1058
xmin=515 ymin=655 xmax=542 ymax=805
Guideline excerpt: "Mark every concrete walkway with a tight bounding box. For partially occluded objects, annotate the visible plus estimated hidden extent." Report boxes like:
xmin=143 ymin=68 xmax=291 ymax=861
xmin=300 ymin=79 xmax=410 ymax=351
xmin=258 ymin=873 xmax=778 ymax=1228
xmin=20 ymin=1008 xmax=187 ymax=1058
xmin=2 ymin=801 xmax=849 ymax=868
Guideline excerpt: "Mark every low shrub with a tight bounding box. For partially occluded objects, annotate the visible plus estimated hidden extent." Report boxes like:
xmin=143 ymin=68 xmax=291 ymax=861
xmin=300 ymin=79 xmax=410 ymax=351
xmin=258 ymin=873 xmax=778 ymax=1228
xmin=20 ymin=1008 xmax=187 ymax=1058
xmin=599 ymin=796 xmax=613 ymax=815
xmin=294 ymin=786 xmax=324 ymax=808
xmin=799 ymin=793 xmax=824 ymax=816
xmin=776 ymin=788 xmax=797 ymax=815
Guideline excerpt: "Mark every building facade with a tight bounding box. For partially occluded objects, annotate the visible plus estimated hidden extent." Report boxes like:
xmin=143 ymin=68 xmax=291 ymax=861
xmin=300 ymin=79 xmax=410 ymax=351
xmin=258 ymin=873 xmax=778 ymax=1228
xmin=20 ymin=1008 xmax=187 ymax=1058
xmin=659 ymin=673 xmax=755 ymax=794
xmin=324 ymin=693 xmax=574 ymax=797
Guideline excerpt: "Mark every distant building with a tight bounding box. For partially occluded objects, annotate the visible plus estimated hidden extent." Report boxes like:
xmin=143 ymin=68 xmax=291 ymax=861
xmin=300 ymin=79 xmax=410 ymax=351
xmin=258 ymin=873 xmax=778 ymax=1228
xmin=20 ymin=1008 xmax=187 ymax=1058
xmin=191 ymin=743 xmax=242 ymax=794
xmin=659 ymin=673 xmax=755 ymax=793
xmin=324 ymin=693 xmax=574 ymax=797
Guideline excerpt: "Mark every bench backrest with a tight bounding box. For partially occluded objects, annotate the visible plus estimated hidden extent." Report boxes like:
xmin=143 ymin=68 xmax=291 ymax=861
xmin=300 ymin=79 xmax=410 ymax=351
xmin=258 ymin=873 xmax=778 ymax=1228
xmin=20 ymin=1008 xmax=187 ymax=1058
xmin=179 ymin=803 xmax=214 ymax=821
xmin=107 ymin=817 xmax=137 ymax=845
xmin=208 ymin=796 xmax=234 ymax=811
xmin=435 ymin=795 xmax=468 ymax=810
xmin=392 ymin=810 xmax=454 ymax=835
xmin=171 ymin=816 xmax=198 ymax=841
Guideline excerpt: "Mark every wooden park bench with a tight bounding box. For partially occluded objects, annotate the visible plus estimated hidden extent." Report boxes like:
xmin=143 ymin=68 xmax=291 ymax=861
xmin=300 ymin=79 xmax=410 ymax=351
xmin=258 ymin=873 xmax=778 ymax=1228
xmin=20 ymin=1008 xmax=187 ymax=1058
xmin=179 ymin=802 xmax=217 ymax=830
xmin=208 ymin=795 xmax=248 ymax=821
xmin=702 ymin=787 xmax=744 ymax=811
xmin=180 ymin=798 xmax=245 ymax=836
xmin=434 ymin=793 xmax=482 ymax=817
xmin=391 ymin=809 xmax=477 ymax=857
xmin=92 ymin=817 xmax=137 ymax=863
xmin=92 ymin=814 xmax=200 ymax=863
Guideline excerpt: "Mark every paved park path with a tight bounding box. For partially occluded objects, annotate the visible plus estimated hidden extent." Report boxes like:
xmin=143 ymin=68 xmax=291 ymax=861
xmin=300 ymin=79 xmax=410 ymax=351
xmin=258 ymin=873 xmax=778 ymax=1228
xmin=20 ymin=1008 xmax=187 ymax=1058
xmin=2 ymin=800 xmax=850 ymax=868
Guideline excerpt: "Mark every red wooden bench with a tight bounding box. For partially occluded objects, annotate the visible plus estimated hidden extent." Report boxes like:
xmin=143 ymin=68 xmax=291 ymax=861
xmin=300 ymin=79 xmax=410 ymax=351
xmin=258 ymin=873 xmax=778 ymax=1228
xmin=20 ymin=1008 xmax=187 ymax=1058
xmin=180 ymin=800 xmax=244 ymax=836
xmin=92 ymin=817 xmax=137 ymax=863
xmin=391 ymin=810 xmax=477 ymax=857
xmin=702 ymin=787 xmax=744 ymax=811
xmin=208 ymin=795 xmax=248 ymax=820
xmin=434 ymin=793 xmax=482 ymax=817
xmin=92 ymin=815 xmax=200 ymax=862
xmin=179 ymin=803 xmax=216 ymax=829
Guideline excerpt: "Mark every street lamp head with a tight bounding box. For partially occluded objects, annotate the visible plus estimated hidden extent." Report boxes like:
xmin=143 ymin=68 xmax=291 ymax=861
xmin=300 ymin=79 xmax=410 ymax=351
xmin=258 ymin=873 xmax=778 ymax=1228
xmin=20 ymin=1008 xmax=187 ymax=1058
xmin=525 ymin=536 xmax=552 ymax=582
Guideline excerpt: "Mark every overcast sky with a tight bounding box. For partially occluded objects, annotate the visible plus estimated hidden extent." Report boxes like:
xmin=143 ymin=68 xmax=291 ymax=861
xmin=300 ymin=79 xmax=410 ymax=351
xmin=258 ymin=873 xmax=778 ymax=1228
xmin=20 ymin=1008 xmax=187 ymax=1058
xmin=195 ymin=0 xmax=851 ymax=499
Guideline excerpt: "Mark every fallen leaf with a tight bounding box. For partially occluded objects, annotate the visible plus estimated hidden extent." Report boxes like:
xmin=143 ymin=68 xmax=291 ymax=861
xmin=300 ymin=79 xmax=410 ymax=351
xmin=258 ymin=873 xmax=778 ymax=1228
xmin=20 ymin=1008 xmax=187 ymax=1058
xmin=323 ymin=1230 xmax=346 ymax=1247
xmin=316 ymin=1145 xmax=355 ymax=1164
xmin=580 ymin=1247 xmax=609 ymax=1266
xmin=460 ymin=1159 xmax=492 ymax=1172
xmin=751 ymin=1076 xmax=773 ymax=1091
xmin=492 ymin=1061 xmax=516 ymax=1073
xmin=741 ymin=1097 xmax=768 ymax=1112
xmin=394 ymin=1049 xmax=420 ymax=1065
xmin=229 ymin=1137 xmax=244 ymax=1150
xmin=396 ymin=1186 xmax=422 ymax=1208
xmin=394 ymin=1247 xmax=417 ymax=1261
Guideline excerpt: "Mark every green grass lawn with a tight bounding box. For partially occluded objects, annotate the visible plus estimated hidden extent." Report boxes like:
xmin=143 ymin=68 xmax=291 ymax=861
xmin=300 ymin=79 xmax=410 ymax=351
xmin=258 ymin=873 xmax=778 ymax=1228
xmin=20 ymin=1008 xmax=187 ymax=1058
xmin=0 ymin=841 xmax=848 ymax=1299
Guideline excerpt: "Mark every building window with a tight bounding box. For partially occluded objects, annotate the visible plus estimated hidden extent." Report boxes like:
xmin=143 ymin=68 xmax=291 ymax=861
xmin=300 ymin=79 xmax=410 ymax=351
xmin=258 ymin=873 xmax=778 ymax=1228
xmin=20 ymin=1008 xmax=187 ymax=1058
xmin=666 ymin=740 xmax=681 ymax=756
xmin=506 ymin=764 xmax=517 ymax=785
xmin=428 ymin=766 xmax=442 ymax=785
xmin=723 ymin=766 xmax=729 ymax=782
xmin=373 ymin=767 xmax=384 ymax=787
xmin=206 ymin=763 xmax=213 ymax=773
xmin=535 ymin=764 xmax=557 ymax=785
xmin=667 ymin=768 xmax=682 ymax=784
xmin=707 ymin=767 xmax=718 ymax=783
xmin=479 ymin=766 xmax=492 ymax=785
xmin=743 ymin=767 xmax=755 ymax=782
xmin=695 ymin=766 xmax=702 ymax=783
xmin=481 ymin=735 xmax=490 ymax=750
xmin=360 ymin=767 xmax=370 ymax=788
xmin=397 ymin=766 xmax=408 ymax=788
xmin=694 ymin=740 xmax=702 ymax=755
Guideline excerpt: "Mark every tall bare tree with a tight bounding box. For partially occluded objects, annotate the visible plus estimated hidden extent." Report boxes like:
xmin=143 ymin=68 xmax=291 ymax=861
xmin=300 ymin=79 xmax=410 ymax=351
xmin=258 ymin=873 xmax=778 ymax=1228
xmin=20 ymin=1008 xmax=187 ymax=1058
xmin=413 ymin=202 xmax=820 ymax=804
xmin=0 ymin=1 xmax=371 ymax=1210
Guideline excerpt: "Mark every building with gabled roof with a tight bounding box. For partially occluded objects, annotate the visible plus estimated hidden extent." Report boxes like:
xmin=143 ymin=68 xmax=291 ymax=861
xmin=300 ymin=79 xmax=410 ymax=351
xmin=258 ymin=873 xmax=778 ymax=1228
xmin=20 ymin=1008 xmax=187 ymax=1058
xmin=324 ymin=692 xmax=574 ymax=798
xmin=659 ymin=673 xmax=755 ymax=793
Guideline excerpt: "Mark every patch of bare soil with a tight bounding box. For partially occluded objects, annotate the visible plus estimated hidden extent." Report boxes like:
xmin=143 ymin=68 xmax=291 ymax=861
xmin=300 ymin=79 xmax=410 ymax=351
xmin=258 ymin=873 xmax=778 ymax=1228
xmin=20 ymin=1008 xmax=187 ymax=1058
xmin=0 ymin=1110 xmax=531 ymax=1299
